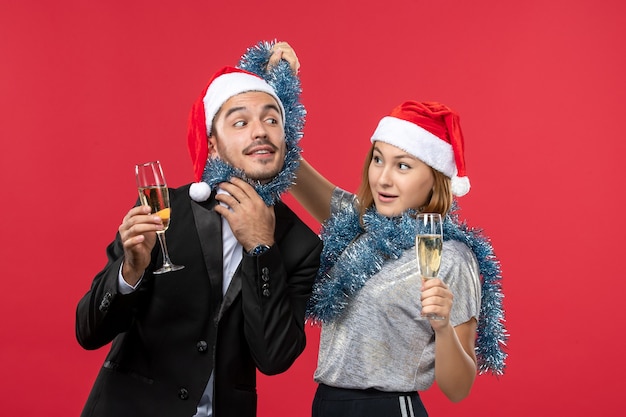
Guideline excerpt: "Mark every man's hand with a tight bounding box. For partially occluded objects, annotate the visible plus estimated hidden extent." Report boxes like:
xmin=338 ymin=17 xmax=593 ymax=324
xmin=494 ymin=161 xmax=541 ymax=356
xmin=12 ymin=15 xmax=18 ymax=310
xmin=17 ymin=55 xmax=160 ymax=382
xmin=214 ymin=177 xmax=276 ymax=252
xmin=119 ymin=205 xmax=163 ymax=285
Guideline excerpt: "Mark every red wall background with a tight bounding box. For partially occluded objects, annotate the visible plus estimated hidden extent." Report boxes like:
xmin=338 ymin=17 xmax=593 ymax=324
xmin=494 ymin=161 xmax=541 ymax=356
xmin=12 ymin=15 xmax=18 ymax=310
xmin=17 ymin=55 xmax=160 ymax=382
xmin=2 ymin=1 xmax=625 ymax=415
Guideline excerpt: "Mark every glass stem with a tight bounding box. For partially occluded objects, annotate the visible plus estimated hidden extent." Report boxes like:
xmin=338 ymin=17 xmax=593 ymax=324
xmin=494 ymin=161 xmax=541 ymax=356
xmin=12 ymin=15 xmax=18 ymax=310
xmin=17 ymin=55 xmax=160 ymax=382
xmin=156 ymin=231 xmax=173 ymax=267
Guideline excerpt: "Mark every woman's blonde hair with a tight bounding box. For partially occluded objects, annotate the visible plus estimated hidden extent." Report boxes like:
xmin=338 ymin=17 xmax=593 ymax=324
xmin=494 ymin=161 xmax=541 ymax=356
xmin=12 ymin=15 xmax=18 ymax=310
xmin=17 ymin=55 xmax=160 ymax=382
xmin=356 ymin=144 xmax=453 ymax=220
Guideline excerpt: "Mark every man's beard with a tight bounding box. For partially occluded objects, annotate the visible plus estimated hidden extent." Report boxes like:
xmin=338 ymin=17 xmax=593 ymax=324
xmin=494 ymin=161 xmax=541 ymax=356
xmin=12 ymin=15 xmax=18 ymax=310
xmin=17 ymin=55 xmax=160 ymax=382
xmin=221 ymin=159 xmax=282 ymax=185
xmin=246 ymin=166 xmax=282 ymax=184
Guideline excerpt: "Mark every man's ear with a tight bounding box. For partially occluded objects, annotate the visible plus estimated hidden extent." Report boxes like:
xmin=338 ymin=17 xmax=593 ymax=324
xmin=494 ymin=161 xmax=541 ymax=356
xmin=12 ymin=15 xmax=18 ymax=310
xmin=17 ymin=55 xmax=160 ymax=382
xmin=207 ymin=135 xmax=217 ymax=155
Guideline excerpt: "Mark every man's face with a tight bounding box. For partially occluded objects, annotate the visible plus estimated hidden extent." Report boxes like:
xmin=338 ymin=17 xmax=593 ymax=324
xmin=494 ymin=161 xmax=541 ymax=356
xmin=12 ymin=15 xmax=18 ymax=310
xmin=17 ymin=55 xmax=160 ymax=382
xmin=209 ymin=91 xmax=286 ymax=182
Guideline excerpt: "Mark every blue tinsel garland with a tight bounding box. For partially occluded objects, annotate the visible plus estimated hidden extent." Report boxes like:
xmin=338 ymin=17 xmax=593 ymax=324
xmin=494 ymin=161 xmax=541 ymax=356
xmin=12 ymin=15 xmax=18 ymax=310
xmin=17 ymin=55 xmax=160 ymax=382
xmin=200 ymin=40 xmax=305 ymax=206
xmin=307 ymin=202 xmax=508 ymax=375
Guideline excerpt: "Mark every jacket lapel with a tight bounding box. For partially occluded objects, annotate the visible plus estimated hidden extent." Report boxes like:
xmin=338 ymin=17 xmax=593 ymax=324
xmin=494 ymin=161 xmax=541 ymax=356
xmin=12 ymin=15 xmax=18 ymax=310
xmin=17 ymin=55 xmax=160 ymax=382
xmin=191 ymin=197 xmax=224 ymax=310
xmin=219 ymin=264 xmax=242 ymax=320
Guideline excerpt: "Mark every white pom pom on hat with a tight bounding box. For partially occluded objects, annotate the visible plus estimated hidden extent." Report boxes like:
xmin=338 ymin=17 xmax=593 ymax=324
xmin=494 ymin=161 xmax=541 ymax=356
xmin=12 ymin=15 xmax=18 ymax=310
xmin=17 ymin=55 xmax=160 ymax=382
xmin=189 ymin=181 xmax=211 ymax=202
xmin=370 ymin=101 xmax=470 ymax=197
xmin=187 ymin=66 xmax=285 ymax=202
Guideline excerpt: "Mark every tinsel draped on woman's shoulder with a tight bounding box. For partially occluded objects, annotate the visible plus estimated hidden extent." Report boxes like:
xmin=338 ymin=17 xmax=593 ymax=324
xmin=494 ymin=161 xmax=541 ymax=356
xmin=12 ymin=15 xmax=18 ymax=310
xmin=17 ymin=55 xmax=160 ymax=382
xmin=306 ymin=202 xmax=508 ymax=375
xmin=443 ymin=205 xmax=508 ymax=375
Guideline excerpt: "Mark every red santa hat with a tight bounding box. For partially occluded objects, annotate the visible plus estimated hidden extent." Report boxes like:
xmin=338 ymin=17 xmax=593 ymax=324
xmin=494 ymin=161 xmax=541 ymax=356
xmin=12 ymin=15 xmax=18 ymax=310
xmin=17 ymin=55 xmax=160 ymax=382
xmin=187 ymin=66 xmax=285 ymax=201
xmin=370 ymin=101 xmax=470 ymax=197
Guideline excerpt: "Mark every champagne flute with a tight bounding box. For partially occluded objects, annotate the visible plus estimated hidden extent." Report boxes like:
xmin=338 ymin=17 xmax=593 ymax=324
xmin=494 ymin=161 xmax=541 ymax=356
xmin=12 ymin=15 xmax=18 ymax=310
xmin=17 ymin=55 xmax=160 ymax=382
xmin=135 ymin=161 xmax=184 ymax=274
xmin=416 ymin=213 xmax=444 ymax=320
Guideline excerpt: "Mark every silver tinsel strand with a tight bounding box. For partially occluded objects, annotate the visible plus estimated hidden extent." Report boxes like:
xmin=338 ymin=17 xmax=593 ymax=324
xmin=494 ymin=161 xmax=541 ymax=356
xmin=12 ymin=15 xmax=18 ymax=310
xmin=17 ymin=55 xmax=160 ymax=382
xmin=308 ymin=202 xmax=508 ymax=375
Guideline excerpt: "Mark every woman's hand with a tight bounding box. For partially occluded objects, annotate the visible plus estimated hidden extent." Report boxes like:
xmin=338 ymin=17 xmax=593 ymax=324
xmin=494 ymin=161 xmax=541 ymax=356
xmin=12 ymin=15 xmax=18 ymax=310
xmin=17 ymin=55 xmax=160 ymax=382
xmin=420 ymin=277 xmax=453 ymax=328
xmin=269 ymin=41 xmax=300 ymax=74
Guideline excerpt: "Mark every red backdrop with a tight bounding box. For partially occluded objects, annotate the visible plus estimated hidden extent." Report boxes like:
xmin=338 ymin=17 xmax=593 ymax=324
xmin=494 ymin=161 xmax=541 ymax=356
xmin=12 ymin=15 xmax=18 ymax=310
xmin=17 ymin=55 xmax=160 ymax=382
xmin=2 ymin=1 xmax=625 ymax=415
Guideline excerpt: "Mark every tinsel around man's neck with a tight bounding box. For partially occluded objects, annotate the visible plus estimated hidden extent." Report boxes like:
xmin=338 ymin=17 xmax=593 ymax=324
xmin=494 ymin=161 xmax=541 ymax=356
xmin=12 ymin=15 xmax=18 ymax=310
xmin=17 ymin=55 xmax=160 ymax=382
xmin=200 ymin=144 xmax=301 ymax=206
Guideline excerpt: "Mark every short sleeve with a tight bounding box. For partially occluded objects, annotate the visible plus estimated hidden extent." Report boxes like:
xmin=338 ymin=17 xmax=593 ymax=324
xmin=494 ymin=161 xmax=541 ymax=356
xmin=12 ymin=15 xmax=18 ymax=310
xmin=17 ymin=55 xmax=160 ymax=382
xmin=330 ymin=187 xmax=358 ymax=216
xmin=440 ymin=240 xmax=481 ymax=327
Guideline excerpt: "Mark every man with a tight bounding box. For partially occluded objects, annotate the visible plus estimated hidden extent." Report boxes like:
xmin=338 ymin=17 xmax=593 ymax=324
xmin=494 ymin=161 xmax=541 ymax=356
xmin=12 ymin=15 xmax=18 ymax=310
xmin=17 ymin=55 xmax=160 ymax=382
xmin=76 ymin=41 xmax=321 ymax=417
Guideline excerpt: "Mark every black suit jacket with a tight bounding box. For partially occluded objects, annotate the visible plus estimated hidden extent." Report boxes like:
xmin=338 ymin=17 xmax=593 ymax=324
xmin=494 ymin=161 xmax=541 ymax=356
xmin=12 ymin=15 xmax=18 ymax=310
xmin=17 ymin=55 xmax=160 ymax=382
xmin=76 ymin=184 xmax=322 ymax=417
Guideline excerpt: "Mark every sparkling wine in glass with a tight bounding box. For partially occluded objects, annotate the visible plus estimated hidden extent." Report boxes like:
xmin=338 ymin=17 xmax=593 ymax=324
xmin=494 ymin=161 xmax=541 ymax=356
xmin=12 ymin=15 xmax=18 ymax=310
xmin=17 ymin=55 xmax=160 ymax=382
xmin=416 ymin=213 xmax=444 ymax=320
xmin=135 ymin=161 xmax=184 ymax=274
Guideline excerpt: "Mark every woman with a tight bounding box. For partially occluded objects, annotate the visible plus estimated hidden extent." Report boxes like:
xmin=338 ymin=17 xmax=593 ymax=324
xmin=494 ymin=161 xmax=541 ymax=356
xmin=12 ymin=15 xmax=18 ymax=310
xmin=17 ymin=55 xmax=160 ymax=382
xmin=290 ymin=101 xmax=506 ymax=416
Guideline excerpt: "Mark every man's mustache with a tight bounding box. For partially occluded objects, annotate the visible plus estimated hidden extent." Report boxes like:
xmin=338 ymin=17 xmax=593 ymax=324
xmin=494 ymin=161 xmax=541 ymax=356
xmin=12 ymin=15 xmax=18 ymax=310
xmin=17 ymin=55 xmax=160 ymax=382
xmin=242 ymin=139 xmax=279 ymax=155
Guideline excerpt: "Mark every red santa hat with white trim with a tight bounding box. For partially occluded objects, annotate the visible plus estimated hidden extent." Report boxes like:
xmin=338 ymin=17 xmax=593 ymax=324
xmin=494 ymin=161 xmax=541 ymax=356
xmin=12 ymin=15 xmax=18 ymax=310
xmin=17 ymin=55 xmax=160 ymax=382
xmin=370 ymin=101 xmax=470 ymax=197
xmin=187 ymin=66 xmax=285 ymax=201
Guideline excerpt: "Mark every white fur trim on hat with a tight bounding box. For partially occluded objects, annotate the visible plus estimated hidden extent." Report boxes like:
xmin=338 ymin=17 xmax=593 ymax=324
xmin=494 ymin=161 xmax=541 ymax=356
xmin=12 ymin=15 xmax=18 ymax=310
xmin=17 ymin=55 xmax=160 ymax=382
xmin=371 ymin=116 xmax=471 ymax=197
xmin=371 ymin=116 xmax=456 ymax=176
xmin=203 ymin=72 xmax=285 ymax=137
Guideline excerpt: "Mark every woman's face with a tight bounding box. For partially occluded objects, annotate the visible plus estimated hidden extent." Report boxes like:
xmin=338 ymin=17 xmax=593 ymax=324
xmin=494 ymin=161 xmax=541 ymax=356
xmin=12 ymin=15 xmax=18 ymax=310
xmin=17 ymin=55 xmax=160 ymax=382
xmin=368 ymin=141 xmax=435 ymax=217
